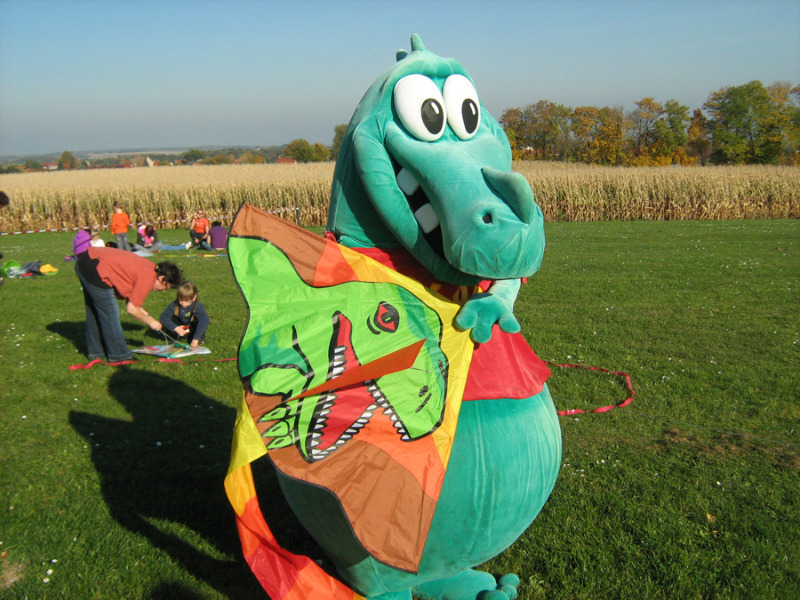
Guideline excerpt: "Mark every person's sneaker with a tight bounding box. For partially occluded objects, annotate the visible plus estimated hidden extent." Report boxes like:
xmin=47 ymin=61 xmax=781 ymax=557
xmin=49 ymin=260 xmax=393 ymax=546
xmin=185 ymin=241 xmax=192 ymax=250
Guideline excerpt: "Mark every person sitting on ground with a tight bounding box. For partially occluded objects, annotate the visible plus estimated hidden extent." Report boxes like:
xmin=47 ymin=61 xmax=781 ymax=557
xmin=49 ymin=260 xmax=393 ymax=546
xmin=158 ymin=281 xmax=209 ymax=349
xmin=72 ymin=228 xmax=92 ymax=257
xmin=68 ymin=227 xmax=104 ymax=261
xmin=110 ymin=202 xmax=132 ymax=251
xmin=0 ymin=191 xmax=8 ymax=258
xmin=75 ymin=246 xmax=183 ymax=362
xmin=189 ymin=209 xmax=212 ymax=250
xmin=208 ymin=220 xmax=229 ymax=251
xmin=133 ymin=224 xmax=191 ymax=253
xmin=90 ymin=228 xmax=105 ymax=248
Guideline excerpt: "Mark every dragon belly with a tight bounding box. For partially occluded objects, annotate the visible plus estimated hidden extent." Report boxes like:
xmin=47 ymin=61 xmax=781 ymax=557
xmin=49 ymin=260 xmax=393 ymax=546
xmin=275 ymin=381 xmax=561 ymax=598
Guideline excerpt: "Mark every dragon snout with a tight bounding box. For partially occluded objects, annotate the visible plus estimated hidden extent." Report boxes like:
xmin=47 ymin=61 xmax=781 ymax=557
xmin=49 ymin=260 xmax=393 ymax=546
xmin=481 ymin=167 xmax=535 ymax=225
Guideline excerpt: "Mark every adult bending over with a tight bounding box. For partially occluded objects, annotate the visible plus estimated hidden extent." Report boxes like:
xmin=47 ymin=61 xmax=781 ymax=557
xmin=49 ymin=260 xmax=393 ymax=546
xmin=75 ymin=247 xmax=183 ymax=362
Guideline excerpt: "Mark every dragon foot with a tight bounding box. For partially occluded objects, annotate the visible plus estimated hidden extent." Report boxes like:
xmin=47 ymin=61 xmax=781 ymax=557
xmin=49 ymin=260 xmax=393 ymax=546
xmin=412 ymin=570 xmax=519 ymax=600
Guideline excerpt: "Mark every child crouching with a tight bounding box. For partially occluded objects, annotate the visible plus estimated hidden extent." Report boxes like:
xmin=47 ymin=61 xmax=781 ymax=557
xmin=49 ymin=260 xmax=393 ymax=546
xmin=158 ymin=281 xmax=209 ymax=348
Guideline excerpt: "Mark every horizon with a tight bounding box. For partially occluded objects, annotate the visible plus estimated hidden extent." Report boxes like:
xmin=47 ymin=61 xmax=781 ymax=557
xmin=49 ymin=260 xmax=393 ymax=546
xmin=1 ymin=0 xmax=798 ymax=157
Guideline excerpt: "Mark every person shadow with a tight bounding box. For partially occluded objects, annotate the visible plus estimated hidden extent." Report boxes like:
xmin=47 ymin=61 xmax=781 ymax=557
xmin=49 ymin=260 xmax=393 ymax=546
xmin=69 ymin=369 xmax=326 ymax=599
xmin=47 ymin=320 xmax=149 ymax=356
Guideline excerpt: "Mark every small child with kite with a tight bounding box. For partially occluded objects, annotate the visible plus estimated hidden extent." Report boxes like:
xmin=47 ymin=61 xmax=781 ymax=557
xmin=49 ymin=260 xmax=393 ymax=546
xmin=158 ymin=281 xmax=209 ymax=348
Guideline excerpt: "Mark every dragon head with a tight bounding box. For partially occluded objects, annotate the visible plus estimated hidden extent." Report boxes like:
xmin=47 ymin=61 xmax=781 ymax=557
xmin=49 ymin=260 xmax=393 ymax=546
xmin=328 ymin=34 xmax=545 ymax=286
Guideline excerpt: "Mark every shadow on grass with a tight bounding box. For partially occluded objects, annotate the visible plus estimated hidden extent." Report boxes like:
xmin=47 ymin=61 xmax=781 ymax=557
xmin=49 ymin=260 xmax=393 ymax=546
xmin=69 ymin=369 xmax=323 ymax=599
xmin=47 ymin=320 xmax=149 ymax=355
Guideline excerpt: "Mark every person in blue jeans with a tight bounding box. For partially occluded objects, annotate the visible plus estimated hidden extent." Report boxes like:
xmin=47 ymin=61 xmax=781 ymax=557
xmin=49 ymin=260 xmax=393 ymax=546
xmin=75 ymin=247 xmax=183 ymax=362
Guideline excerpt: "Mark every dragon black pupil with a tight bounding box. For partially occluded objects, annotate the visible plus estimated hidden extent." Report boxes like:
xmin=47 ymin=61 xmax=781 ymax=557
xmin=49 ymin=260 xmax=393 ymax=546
xmin=421 ymin=99 xmax=444 ymax=134
xmin=462 ymin=100 xmax=479 ymax=133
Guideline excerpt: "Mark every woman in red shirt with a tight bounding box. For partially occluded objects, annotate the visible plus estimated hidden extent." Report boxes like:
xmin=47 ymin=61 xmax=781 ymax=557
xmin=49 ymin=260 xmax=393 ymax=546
xmin=75 ymin=247 xmax=183 ymax=362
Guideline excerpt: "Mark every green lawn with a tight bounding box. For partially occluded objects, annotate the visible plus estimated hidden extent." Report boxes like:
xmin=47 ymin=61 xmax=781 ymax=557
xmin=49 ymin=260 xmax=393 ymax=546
xmin=1 ymin=220 xmax=798 ymax=599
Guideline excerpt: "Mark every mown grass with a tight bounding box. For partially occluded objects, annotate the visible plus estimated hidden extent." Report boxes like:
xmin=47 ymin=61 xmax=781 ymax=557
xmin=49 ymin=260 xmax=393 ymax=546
xmin=1 ymin=220 xmax=798 ymax=599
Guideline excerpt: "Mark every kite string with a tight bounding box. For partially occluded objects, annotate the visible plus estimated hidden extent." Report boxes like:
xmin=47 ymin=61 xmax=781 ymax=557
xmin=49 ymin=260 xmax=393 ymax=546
xmin=544 ymin=360 xmax=635 ymax=416
xmin=547 ymin=362 xmax=799 ymax=448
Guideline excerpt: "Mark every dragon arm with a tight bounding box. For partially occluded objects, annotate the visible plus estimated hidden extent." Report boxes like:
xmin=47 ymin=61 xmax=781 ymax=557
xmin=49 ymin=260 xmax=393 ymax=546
xmin=454 ymin=278 xmax=521 ymax=344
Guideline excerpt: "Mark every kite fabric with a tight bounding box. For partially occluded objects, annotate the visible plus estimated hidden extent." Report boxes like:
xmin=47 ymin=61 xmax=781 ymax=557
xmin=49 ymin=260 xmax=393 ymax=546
xmin=133 ymin=344 xmax=211 ymax=359
xmin=225 ymin=203 xmax=475 ymax=598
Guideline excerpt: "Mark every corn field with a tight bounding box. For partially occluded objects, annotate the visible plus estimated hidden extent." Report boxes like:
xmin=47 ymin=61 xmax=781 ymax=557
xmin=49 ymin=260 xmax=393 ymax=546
xmin=518 ymin=162 xmax=800 ymax=221
xmin=0 ymin=164 xmax=332 ymax=231
xmin=0 ymin=162 xmax=798 ymax=232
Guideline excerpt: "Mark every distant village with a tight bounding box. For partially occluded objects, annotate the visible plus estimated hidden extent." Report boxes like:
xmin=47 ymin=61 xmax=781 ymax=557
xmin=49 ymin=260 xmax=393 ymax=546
xmin=0 ymin=136 xmax=342 ymax=174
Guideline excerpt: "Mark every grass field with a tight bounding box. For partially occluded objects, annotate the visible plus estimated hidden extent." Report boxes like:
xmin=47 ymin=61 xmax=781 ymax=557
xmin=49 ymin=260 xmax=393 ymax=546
xmin=1 ymin=219 xmax=798 ymax=599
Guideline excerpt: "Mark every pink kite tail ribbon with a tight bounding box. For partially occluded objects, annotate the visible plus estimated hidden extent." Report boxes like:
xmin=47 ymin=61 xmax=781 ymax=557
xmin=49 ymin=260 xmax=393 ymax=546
xmin=544 ymin=361 xmax=635 ymax=416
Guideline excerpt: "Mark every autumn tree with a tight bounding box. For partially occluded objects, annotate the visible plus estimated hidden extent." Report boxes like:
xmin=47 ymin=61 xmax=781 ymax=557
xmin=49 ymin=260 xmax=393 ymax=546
xmin=202 ymin=153 xmax=233 ymax=165
xmin=592 ymin=107 xmax=627 ymax=165
xmin=788 ymin=84 xmax=800 ymax=164
xmin=59 ymin=151 xmax=76 ymax=170
xmin=500 ymin=107 xmax=532 ymax=159
xmin=311 ymin=142 xmax=330 ymax=162
xmin=533 ymin=101 xmax=572 ymax=160
xmin=655 ymin=100 xmax=691 ymax=164
xmin=704 ymin=80 xmax=786 ymax=164
xmin=284 ymin=139 xmax=314 ymax=162
xmin=240 ymin=151 xmax=266 ymax=164
xmin=331 ymin=124 xmax=348 ymax=161
xmin=686 ymin=109 xmax=711 ymax=165
xmin=570 ymin=106 xmax=601 ymax=163
xmin=183 ymin=148 xmax=207 ymax=162
xmin=628 ymin=98 xmax=665 ymax=164
xmin=284 ymin=139 xmax=330 ymax=162
xmin=765 ymin=81 xmax=799 ymax=164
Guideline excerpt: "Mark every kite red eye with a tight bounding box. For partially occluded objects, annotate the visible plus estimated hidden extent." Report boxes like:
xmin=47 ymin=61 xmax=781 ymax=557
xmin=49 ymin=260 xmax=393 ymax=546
xmin=368 ymin=302 xmax=400 ymax=334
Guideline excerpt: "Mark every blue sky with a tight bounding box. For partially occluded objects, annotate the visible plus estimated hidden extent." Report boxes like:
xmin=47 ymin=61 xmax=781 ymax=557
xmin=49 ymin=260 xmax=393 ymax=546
xmin=1 ymin=0 xmax=798 ymax=156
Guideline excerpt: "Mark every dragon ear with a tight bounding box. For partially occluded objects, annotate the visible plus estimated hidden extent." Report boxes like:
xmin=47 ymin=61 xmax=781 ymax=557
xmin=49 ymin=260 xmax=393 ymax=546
xmin=397 ymin=34 xmax=425 ymax=63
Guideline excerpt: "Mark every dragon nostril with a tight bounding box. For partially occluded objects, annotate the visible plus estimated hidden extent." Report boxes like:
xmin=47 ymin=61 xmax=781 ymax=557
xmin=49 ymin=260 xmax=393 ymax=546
xmin=482 ymin=213 xmax=493 ymax=224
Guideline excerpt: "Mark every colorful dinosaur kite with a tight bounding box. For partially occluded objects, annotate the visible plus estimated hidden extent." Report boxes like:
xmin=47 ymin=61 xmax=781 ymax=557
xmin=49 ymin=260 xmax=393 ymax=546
xmin=226 ymin=35 xmax=561 ymax=600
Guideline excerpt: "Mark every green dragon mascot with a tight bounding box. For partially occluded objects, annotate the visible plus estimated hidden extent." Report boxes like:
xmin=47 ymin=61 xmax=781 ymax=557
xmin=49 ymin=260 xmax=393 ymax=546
xmin=227 ymin=35 xmax=561 ymax=600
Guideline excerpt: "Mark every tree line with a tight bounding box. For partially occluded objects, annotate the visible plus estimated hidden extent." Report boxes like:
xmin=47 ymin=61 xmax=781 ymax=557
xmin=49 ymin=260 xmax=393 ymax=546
xmin=5 ymin=80 xmax=796 ymax=172
xmin=500 ymin=80 xmax=800 ymax=166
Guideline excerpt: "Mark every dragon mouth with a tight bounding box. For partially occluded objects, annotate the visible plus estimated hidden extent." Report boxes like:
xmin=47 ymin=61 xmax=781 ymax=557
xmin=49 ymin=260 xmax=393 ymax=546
xmin=395 ymin=166 xmax=445 ymax=258
xmin=306 ymin=313 xmax=412 ymax=461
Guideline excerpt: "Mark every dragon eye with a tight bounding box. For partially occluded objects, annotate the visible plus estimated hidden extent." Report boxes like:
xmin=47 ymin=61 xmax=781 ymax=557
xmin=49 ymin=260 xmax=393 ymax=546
xmin=393 ymin=74 xmax=446 ymax=142
xmin=443 ymin=74 xmax=481 ymax=140
xmin=367 ymin=302 xmax=400 ymax=334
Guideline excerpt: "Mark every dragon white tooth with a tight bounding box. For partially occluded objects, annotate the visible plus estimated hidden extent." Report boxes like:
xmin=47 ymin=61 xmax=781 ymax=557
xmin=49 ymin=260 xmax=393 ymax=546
xmin=414 ymin=203 xmax=440 ymax=234
xmin=396 ymin=167 xmax=420 ymax=195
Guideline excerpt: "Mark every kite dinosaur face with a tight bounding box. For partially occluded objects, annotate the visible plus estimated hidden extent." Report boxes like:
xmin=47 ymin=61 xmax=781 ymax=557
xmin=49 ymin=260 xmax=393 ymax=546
xmin=251 ymin=291 xmax=448 ymax=462
xmin=232 ymin=232 xmax=449 ymax=463
xmin=328 ymin=34 xmax=545 ymax=285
